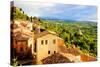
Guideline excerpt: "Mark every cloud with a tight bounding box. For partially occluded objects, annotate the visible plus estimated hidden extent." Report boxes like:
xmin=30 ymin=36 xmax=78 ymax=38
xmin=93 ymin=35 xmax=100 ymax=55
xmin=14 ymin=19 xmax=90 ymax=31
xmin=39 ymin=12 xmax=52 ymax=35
xmin=71 ymin=6 xmax=97 ymax=21
xmin=14 ymin=1 xmax=97 ymax=22
xmin=76 ymin=13 xmax=97 ymax=22
xmin=14 ymin=1 xmax=55 ymax=7
xmin=14 ymin=1 xmax=56 ymax=16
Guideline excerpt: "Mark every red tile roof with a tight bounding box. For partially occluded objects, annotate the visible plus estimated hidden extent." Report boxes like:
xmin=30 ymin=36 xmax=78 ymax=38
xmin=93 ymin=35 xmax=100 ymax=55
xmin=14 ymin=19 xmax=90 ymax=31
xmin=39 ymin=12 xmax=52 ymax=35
xmin=41 ymin=53 xmax=72 ymax=64
xmin=13 ymin=34 xmax=29 ymax=41
xmin=34 ymin=31 xmax=57 ymax=39
xmin=80 ymin=54 xmax=96 ymax=62
xmin=58 ymin=46 xmax=80 ymax=56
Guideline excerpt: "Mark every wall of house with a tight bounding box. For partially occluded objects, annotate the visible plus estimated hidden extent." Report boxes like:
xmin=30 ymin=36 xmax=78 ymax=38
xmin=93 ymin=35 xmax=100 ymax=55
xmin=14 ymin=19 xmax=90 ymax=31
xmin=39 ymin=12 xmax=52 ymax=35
xmin=27 ymin=22 xmax=33 ymax=31
xmin=13 ymin=40 xmax=28 ymax=54
xmin=36 ymin=34 xmax=58 ymax=64
xmin=12 ymin=39 xmax=17 ymax=48
xmin=57 ymin=37 xmax=64 ymax=46
xmin=28 ymin=36 xmax=34 ymax=55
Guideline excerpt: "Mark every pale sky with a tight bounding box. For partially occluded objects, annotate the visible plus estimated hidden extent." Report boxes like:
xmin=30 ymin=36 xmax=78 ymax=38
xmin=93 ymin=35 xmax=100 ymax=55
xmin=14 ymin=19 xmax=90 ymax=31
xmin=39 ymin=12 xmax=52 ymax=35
xmin=14 ymin=1 xmax=97 ymax=22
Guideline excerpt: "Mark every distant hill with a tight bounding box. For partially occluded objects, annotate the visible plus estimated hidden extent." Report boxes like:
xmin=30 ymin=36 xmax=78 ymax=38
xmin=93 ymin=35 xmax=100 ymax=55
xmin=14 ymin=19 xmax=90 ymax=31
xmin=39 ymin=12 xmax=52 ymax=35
xmin=39 ymin=17 xmax=97 ymax=23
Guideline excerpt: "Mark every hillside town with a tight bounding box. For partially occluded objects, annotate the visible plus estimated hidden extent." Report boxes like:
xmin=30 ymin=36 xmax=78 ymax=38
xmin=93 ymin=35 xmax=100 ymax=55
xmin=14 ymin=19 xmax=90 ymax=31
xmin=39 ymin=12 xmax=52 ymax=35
xmin=11 ymin=17 xmax=96 ymax=65
xmin=10 ymin=2 xmax=97 ymax=65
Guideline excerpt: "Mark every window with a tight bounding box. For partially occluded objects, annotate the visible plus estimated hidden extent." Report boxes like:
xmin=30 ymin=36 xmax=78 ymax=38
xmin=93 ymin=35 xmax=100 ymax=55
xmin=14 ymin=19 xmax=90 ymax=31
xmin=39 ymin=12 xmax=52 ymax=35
xmin=20 ymin=47 xmax=23 ymax=52
xmin=54 ymin=51 xmax=56 ymax=54
xmin=45 ymin=40 xmax=48 ymax=45
xmin=41 ymin=40 xmax=44 ymax=45
xmin=53 ymin=39 xmax=56 ymax=44
xmin=15 ymin=40 xmax=17 ymax=44
xmin=48 ymin=51 xmax=50 ymax=54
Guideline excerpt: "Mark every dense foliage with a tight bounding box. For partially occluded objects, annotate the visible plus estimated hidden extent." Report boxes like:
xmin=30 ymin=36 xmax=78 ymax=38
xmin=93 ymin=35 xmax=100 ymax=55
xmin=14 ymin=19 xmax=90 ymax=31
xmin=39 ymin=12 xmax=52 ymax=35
xmin=11 ymin=6 xmax=34 ymax=22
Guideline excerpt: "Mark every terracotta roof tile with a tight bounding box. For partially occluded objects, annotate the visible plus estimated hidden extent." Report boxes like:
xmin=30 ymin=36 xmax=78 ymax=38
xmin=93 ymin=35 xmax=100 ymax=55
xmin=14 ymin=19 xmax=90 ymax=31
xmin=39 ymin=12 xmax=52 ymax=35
xmin=80 ymin=54 xmax=96 ymax=62
xmin=13 ymin=34 xmax=29 ymax=41
xmin=41 ymin=53 xmax=72 ymax=64
xmin=34 ymin=31 xmax=56 ymax=39
xmin=58 ymin=46 xmax=80 ymax=56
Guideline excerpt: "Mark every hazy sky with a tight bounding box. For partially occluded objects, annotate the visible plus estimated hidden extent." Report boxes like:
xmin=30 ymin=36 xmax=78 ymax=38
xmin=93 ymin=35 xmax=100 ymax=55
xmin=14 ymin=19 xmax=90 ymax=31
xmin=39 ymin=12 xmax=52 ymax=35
xmin=14 ymin=1 xmax=97 ymax=22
